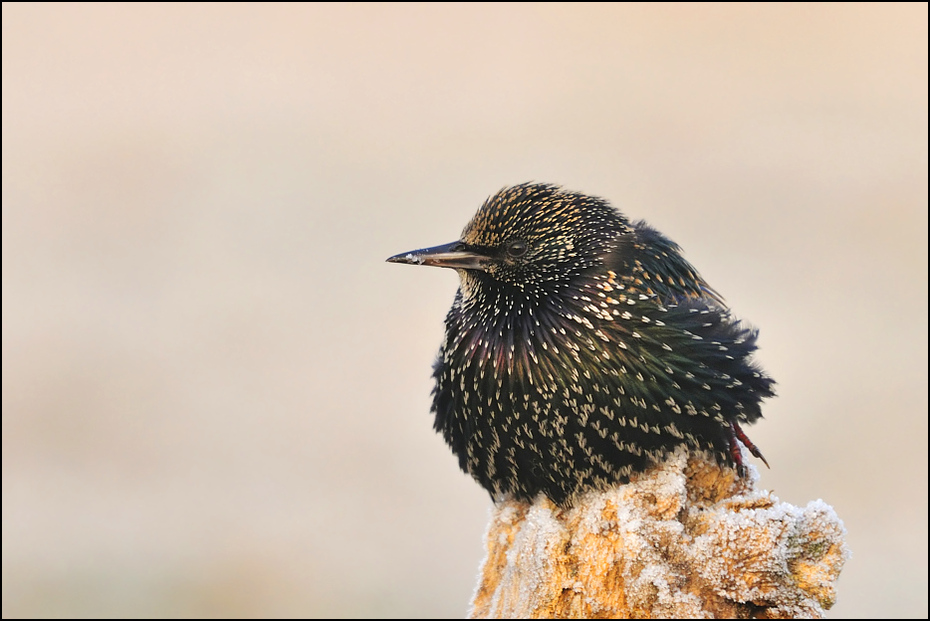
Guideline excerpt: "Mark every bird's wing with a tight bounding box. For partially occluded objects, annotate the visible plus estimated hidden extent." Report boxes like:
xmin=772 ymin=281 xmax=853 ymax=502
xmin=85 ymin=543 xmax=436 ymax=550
xmin=627 ymin=220 xmax=726 ymax=307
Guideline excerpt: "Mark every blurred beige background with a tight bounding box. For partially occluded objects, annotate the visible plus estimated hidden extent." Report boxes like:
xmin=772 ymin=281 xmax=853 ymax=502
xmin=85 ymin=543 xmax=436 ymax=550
xmin=2 ymin=3 xmax=926 ymax=618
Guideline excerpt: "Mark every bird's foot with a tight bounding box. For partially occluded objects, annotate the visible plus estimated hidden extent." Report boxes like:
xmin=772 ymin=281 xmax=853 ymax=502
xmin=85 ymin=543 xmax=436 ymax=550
xmin=728 ymin=420 xmax=769 ymax=477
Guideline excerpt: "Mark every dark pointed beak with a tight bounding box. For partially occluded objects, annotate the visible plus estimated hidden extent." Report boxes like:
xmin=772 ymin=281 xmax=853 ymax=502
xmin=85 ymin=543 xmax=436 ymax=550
xmin=386 ymin=241 xmax=490 ymax=270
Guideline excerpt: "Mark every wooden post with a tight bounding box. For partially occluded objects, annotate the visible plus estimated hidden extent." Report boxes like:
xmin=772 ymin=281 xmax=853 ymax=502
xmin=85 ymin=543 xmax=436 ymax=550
xmin=469 ymin=448 xmax=848 ymax=619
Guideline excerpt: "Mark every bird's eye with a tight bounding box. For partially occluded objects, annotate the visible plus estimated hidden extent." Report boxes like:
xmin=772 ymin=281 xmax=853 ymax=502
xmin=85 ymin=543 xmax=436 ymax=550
xmin=506 ymin=240 xmax=528 ymax=258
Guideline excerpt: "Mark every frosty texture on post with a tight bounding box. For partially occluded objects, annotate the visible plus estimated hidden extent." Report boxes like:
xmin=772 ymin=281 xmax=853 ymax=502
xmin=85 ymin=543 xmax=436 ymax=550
xmin=469 ymin=447 xmax=849 ymax=619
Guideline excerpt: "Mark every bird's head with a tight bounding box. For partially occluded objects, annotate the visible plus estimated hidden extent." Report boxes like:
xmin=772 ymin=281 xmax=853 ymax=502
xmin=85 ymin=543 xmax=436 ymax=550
xmin=387 ymin=184 xmax=632 ymax=298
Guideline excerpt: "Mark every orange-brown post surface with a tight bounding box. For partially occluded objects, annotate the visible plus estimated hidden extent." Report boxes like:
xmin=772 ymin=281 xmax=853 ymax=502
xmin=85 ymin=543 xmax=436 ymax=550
xmin=469 ymin=448 xmax=849 ymax=619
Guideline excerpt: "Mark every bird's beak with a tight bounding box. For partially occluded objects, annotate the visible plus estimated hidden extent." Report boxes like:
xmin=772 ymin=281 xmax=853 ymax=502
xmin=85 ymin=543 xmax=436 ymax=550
xmin=386 ymin=241 xmax=490 ymax=270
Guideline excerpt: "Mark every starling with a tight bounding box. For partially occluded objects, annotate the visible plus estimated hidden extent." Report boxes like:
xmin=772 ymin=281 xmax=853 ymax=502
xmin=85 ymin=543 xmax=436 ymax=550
xmin=387 ymin=183 xmax=775 ymax=506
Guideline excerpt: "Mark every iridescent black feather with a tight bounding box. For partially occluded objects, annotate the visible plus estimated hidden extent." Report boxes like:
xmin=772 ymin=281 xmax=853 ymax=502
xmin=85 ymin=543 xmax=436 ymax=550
xmin=388 ymin=183 xmax=775 ymax=505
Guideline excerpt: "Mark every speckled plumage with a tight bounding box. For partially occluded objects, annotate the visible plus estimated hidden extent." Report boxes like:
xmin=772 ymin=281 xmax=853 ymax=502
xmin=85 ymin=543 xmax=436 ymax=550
xmin=388 ymin=183 xmax=775 ymax=505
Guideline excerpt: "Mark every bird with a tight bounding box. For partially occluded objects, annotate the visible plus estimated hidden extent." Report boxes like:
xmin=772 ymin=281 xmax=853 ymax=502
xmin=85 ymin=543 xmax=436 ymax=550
xmin=387 ymin=183 xmax=775 ymax=506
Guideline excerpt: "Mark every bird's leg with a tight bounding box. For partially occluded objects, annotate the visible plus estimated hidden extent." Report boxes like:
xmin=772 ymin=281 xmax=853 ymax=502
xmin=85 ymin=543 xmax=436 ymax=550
xmin=728 ymin=420 xmax=770 ymax=475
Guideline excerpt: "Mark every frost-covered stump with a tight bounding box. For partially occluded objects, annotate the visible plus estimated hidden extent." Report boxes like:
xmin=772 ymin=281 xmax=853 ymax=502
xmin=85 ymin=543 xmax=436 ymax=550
xmin=469 ymin=448 xmax=849 ymax=619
